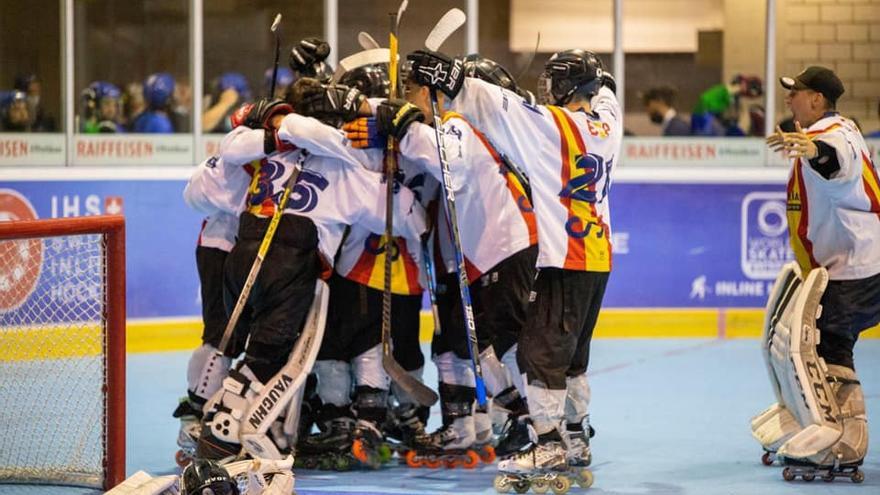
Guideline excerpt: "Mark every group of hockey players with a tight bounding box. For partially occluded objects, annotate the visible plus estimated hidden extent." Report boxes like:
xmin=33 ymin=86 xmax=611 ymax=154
xmin=156 ymin=26 xmax=619 ymax=493
xmin=110 ymin=22 xmax=878 ymax=495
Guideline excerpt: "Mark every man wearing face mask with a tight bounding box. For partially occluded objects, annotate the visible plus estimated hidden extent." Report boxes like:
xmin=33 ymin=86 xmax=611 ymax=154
xmin=641 ymin=86 xmax=690 ymax=136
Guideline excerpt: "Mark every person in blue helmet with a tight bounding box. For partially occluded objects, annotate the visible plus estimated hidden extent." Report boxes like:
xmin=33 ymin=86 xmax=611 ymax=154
xmin=81 ymin=81 xmax=124 ymax=133
xmin=0 ymin=90 xmax=30 ymax=132
xmin=131 ymin=72 xmax=176 ymax=133
xmin=203 ymin=72 xmax=252 ymax=133
xmin=265 ymin=66 xmax=295 ymax=100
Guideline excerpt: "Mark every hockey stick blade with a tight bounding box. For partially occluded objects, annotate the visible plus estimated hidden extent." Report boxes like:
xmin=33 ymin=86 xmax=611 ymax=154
xmin=396 ymin=0 xmax=409 ymax=30
xmin=331 ymin=48 xmax=392 ymax=83
xmin=425 ymin=8 xmax=466 ymax=51
xmin=358 ymin=31 xmax=381 ymax=50
xmin=270 ymin=13 xmax=282 ymax=33
xmin=383 ymin=353 xmax=438 ymax=406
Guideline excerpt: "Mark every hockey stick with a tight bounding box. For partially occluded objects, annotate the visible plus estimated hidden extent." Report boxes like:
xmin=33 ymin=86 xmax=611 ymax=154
xmin=424 ymin=8 xmax=489 ymax=407
xmin=379 ymin=0 xmax=438 ymax=407
xmin=421 ymin=235 xmax=442 ymax=335
xmin=358 ymin=31 xmax=381 ymax=50
xmin=330 ymin=48 xmax=392 ymax=84
xmin=268 ymin=14 xmax=283 ymax=98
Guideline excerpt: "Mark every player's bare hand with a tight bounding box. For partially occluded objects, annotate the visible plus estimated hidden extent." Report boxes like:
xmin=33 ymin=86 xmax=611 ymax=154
xmin=782 ymin=121 xmax=818 ymax=159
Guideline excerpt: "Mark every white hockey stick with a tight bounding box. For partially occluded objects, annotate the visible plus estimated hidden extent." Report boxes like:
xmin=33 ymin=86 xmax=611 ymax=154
xmin=330 ymin=48 xmax=392 ymax=83
xmin=358 ymin=31 xmax=381 ymax=50
xmin=424 ymin=8 xmax=466 ymax=51
xmin=268 ymin=14 xmax=283 ymax=97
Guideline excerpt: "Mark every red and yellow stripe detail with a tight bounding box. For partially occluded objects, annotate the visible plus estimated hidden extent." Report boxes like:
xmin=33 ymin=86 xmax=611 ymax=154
xmin=245 ymin=159 xmax=277 ymax=217
xmin=346 ymin=234 xmax=423 ymax=295
xmin=786 ymin=160 xmax=819 ymax=274
xmin=443 ymin=112 xmax=538 ymax=246
xmin=547 ymin=106 xmax=611 ymax=272
xmin=860 ymin=151 xmax=880 ymax=221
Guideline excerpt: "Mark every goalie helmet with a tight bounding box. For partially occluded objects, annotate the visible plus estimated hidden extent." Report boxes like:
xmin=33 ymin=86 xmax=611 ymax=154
xmin=538 ymin=49 xmax=605 ymax=105
xmin=182 ymin=459 xmax=239 ymax=495
xmin=462 ymin=54 xmax=518 ymax=92
xmin=339 ymin=65 xmax=390 ymax=98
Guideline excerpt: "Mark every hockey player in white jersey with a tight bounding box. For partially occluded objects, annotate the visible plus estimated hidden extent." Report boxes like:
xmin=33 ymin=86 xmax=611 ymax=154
xmin=194 ymin=81 xmax=426 ymax=462
xmin=268 ymin=74 xmax=439 ymax=468
xmin=752 ymin=66 xmax=879 ymax=483
xmin=345 ymin=55 xmax=538 ymax=466
xmin=408 ymin=48 xmax=620 ymax=492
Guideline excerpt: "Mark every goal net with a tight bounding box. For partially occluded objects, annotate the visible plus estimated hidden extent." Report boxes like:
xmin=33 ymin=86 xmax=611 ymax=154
xmin=0 ymin=215 xmax=125 ymax=490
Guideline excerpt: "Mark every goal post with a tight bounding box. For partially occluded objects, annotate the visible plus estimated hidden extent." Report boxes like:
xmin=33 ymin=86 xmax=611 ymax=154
xmin=0 ymin=215 xmax=126 ymax=490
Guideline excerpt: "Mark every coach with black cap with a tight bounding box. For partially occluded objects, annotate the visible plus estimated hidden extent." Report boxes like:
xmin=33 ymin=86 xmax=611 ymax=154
xmin=762 ymin=65 xmax=879 ymax=472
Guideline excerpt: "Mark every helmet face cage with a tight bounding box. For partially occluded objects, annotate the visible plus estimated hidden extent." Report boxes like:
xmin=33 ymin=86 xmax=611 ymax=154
xmin=82 ymin=82 xmax=121 ymax=120
xmin=543 ymin=49 xmax=604 ymax=105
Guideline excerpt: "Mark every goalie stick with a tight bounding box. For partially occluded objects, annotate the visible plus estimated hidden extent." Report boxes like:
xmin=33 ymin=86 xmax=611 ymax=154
xmin=424 ymin=7 xmax=489 ymax=406
xmin=379 ymin=0 xmax=439 ymax=408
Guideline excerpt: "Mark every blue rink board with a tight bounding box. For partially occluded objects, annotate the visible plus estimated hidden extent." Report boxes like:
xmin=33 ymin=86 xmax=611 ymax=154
xmin=5 ymin=339 xmax=877 ymax=495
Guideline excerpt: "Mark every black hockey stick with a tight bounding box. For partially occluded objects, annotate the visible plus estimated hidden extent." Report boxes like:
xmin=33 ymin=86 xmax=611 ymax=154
xmin=423 ymin=9 xmax=488 ymax=406
xmin=380 ymin=0 xmax=439 ymax=408
xmin=268 ymin=14 xmax=282 ymax=98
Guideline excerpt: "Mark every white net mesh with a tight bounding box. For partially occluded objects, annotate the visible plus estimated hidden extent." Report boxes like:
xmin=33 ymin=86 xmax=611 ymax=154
xmin=0 ymin=233 xmax=108 ymax=488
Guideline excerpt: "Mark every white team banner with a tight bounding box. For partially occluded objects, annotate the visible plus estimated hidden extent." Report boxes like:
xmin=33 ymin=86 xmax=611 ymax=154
xmin=621 ymin=137 xmax=766 ymax=167
xmin=72 ymin=134 xmax=195 ymax=166
xmin=0 ymin=133 xmax=65 ymax=166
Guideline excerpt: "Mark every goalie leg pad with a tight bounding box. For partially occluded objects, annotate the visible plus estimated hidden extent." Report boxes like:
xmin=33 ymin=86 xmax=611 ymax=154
xmin=750 ymin=402 xmax=801 ymax=452
xmin=187 ymin=343 xmax=232 ymax=403
xmin=780 ymin=364 xmax=868 ymax=465
xmin=197 ymin=365 xmax=263 ymax=460
xmin=223 ymin=456 xmax=295 ymax=495
xmin=762 ymin=262 xmax=802 ymax=405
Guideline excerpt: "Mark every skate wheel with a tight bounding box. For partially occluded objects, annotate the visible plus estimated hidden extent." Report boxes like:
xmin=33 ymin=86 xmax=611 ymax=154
xmin=802 ymin=473 xmax=815 ymax=482
xmin=532 ymin=479 xmax=549 ymax=494
xmin=351 ymin=439 xmax=369 ymax=463
xmin=444 ymin=458 xmax=458 ymax=469
xmin=852 ymin=470 xmax=865 ymax=484
xmin=513 ymin=480 xmax=530 ymax=494
xmin=551 ymin=476 xmax=572 ymax=495
xmin=480 ymin=445 xmax=497 ymax=464
xmin=761 ymin=452 xmax=773 ymax=466
xmin=494 ymin=475 xmax=512 ymax=494
xmin=404 ymin=450 xmax=424 ymax=468
xmin=462 ymin=450 xmax=480 ymax=469
xmin=822 ymin=473 xmax=834 ymax=482
xmin=174 ymin=450 xmax=191 ymax=468
xmin=424 ymin=457 xmax=442 ymax=469
xmin=782 ymin=467 xmax=795 ymax=482
xmin=576 ymin=469 xmax=594 ymax=488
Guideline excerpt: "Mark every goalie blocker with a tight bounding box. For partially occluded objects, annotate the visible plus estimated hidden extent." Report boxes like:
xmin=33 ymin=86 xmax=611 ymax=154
xmin=751 ymin=263 xmax=867 ymax=468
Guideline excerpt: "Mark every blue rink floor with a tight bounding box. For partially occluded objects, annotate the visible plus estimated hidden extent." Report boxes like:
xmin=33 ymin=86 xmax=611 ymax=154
xmin=6 ymin=339 xmax=879 ymax=495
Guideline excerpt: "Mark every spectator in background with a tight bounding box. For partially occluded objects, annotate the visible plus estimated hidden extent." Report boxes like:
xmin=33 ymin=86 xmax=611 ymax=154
xmin=202 ymin=72 xmax=251 ymax=133
xmin=123 ymin=82 xmax=146 ymax=129
xmin=0 ymin=91 xmax=30 ymax=132
xmin=131 ymin=72 xmax=175 ymax=133
xmin=80 ymin=81 xmax=124 ymax=133
xmin=642 ymin=86 xmax=690 ymax=136
xmin=14 ymin=73 xmax=56 ymax=132
xmin=867 ymin=101 xmax=880 ymax=138
xmin=172 ymin=79 xmax=192 ymax=132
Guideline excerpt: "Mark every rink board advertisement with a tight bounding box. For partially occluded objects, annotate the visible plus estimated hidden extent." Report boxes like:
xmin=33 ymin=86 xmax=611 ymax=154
xmin=0 ymin=178 xmax=791 ymax=319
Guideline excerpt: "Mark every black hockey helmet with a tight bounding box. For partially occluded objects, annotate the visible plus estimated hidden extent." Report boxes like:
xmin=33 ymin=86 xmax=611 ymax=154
xmin=539 ymin=49 xmax=605 ymax=105
xmin=462 ymin=54 xmax=518 ymax=92
xmin=339 ymin=65 xmax=390 ymax=98
xmin=181 ymin=459 xmax=239 ymax=495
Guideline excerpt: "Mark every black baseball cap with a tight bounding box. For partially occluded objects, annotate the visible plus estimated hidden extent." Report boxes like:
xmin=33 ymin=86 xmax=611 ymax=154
xmin=780 ymin=66 xmax=845 ymax=105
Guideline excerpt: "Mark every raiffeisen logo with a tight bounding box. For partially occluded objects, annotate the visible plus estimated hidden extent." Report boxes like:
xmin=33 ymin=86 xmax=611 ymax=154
xmin=0 ymin=189 xmax=42 ymax=313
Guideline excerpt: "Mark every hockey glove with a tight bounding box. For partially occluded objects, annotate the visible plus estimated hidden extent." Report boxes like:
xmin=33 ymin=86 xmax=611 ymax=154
xmin=376 ymin=99 xmax=425 ymax=141
xmin=289 ymin=37 xmax=331 ymax=76
xmin=407 ymin=50 xmax=465 ymax=99
xmin=343 ymin=118 xmax=385 ymax=149
xmin=297 ymin=84 xmax=366 ymax=125
xmin=601 ymin=72 xmax=617 ymax=94
xmin=230 ymin=98 xmax=293 ymax=130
